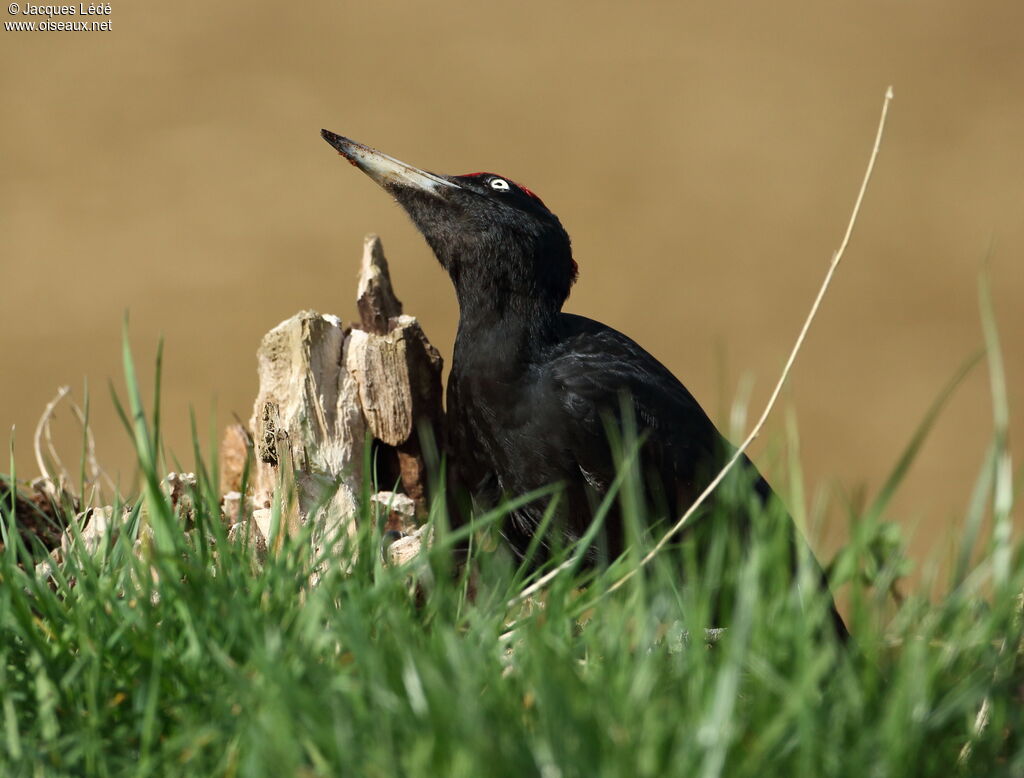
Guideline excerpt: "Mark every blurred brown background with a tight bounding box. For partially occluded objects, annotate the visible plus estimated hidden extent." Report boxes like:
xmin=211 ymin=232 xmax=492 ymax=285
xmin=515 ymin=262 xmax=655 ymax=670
xmin=2 ymin=1 xmax=1021 ymax=583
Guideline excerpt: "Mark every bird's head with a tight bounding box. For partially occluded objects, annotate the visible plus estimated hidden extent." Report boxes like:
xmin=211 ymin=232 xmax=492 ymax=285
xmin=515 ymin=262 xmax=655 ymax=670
xmin=321 ymin=130 xmax=577 ymax=314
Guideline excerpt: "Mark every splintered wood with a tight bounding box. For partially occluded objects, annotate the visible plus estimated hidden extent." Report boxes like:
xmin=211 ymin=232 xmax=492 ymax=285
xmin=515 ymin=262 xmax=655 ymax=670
xmin=15 ymin=235 xmax=439 ymax=586
xmin=232 ymin=234 xmax=442 ymax=571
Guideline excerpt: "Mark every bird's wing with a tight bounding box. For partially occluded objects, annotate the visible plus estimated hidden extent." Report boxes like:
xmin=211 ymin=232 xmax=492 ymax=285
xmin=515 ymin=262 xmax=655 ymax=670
xmin=543 ymin=314 xmax=729 ymax=512
xmin=539 ymin=316 xmax=846 ymax=638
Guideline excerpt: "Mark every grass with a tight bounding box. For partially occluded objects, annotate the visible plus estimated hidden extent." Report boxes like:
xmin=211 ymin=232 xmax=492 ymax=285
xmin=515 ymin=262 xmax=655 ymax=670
xmin=1 ymin=313 xmax=1021 ymax=778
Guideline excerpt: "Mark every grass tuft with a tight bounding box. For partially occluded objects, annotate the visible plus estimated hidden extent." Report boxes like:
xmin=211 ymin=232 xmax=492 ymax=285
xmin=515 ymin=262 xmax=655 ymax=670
xmin=0 ymin=316 xmax=1021 ymax=777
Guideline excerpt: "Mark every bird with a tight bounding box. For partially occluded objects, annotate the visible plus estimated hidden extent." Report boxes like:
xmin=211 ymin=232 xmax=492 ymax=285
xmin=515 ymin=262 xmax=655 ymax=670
xmin=321 ymin=129 xmax=847 ymax=638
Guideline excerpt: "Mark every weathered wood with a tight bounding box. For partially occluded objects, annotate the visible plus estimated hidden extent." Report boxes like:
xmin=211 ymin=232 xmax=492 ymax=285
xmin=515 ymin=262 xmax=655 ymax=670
xmin=213 ymin=237 xmax=446 ymax=571
xmin=349 ymin=233 xmax=445 ymax=518
xmin=347 ymin=299 xmax=443 ymax=516
xmin=249 ymin=311 xmax=366 ymax=555
xmin=346 ymin=317 xmax=442 ymax=447
xmin=371 ymin=490 xmax=417 ymax=535
xmin=219 ymin=423 xmax=252 ymax=496
xmin=164 ymin=472 xmax=196 ymax=529
xmin=228 ymin=519 xmax=268 ymax=566
xmin=357 ymin=234 xmax=403 ymax=335
xmin=385 ymin=523 xmax=432 ymax=567
xmin=61 ymin=505 xmax=118 ymax=556
xmin=18 ymin=234 xmax=445 ymax=578
xmin=221 ymin=491 xmax=243 ymax=525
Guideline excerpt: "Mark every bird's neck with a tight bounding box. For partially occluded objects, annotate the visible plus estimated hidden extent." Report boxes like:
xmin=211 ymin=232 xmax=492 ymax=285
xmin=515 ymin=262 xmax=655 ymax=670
xmin=452 ymin=292 xmax=560 ymax=378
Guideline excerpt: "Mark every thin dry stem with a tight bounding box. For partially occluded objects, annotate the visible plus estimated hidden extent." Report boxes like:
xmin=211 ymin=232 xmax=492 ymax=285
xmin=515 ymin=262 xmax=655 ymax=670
xmin=606 ymin=85 xmax=894 ymax=596
xmin=507 ymin=86 xmax=895 ymax=613
xmin=34 ymin=385 xmax=72 ymax=485
xmin=32 ymin=385 xmax=111 ymax=500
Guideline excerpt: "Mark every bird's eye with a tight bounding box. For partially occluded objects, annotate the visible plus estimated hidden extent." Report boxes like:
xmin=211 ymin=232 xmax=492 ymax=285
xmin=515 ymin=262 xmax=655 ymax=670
xmin=489 ymin=178 xmax=511 ymax=192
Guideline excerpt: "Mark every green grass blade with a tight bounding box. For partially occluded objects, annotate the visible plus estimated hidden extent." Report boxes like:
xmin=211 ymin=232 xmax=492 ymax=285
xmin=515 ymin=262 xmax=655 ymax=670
xmin=865 ymin=351 xmax=983 ymax=522
xmin=978 ymin=275 xmax=1013 ymax=587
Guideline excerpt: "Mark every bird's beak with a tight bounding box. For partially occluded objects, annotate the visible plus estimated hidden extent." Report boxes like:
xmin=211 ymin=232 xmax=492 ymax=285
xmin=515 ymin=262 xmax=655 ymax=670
xmin=321 ymin=130 xmax=458 ymax=195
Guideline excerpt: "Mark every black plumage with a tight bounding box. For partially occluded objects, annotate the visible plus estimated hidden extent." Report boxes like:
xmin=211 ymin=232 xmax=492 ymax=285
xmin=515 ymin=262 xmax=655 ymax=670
xmin=321 ymin=130 xmax=846 ymax=638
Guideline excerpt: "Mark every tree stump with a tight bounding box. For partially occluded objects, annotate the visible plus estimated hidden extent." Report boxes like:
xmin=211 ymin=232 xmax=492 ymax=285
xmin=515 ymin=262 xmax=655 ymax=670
xmin=346 ymin=235 xmax=444 ymax=516
xmin=237 ymin=234 xmax=442 ymax=569
xmin=14 ymin=235 xmax=438 ymax=582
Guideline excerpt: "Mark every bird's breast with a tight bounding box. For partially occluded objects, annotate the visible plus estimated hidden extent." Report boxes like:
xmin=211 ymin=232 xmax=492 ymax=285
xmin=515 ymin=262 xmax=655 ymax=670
xmin=448 ymin=365 xmax=571 ymax=491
